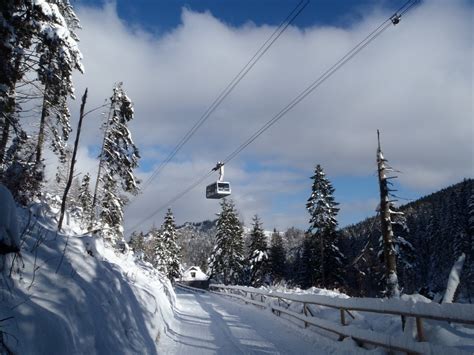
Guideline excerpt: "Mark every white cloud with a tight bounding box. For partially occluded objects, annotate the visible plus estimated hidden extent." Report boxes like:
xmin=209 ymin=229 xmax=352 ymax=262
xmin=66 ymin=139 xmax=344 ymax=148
xmin=68 ymin=0 xmax=473 ymax=232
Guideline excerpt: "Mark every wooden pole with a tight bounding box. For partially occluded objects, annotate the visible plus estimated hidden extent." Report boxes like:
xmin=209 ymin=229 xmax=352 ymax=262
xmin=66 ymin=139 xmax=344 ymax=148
xmin=416 ymin=317 xmax=425 ymax=342
xmin=58 ymin=89 xmax=88 ymax=231
xmin=340 ymin=308 xmax=346 ymax=326
xmin=303 ymin=303 xmax=308 ymax=328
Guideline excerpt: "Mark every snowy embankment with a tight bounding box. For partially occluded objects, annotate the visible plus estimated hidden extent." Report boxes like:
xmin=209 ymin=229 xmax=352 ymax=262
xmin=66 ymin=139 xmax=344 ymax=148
xmin=0 ymin=199 xmax=176 ymax=354
xmin=211 ymin=284 xmax=474 ymax=353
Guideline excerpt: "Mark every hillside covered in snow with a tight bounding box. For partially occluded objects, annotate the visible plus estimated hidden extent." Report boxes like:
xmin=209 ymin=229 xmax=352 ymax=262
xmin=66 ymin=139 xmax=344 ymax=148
xmin=0 ymin=198 xmax=176 ymax=354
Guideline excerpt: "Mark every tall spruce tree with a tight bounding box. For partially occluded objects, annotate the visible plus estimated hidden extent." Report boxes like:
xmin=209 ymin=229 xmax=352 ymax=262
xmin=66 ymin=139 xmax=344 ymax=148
xmin=78 ymin=173 xmax=93 ymax=228
xmin=33 ymin=0 xmax=84 ymax=172
xmin=99 ymin=174 xmax=124 ymax=242
xmin=148 ymin=226 xmax=165 ymax=269
xmin=269 ymin=228 xmax=286 ymax=284
xmin=160 ymin=209 xmax=181 ymax=280
xmin=129 ymin=232 xmax=146 ymax=259
xmin=306 ymin=164 xmax=345 ymax=288
xmin=1 ymin=135 xmax=41 ymax=205
xmin=92 ymin=84 xmax=140 ymax=238
xmin=248 ymin=215 xmax=269 ymax=287
xmin=209 ymin=199 xmax=245 ymax=285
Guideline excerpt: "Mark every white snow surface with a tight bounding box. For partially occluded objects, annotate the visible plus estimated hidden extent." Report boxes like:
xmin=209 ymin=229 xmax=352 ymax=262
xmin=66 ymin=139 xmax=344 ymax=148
xmin=2 ymin=198 xmax=473 ymax=354
xmin=161 ymin=287 xmax=371 ymax=354
xmin=0 ymin=202 xmax=175 ymax=354
xmin=210 ymin=284 xmax=474 ymax=353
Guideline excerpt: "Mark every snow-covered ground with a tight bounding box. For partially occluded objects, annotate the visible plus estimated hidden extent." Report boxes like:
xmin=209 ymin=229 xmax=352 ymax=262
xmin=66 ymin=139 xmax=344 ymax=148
xmin=163 ymin=287 xmax=371 ymax=354
xmin=1 ymin=195 xmax=472 ymax=354
xmin=211 ymin=285 xmax=474 ymax=354
xmin=0 ymin=201 xmax=175 ymax=354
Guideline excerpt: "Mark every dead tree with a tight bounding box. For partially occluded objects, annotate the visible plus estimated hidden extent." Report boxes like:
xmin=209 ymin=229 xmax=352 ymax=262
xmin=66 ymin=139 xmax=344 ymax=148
xmin=376 ymin=130 xmax=400 ymax=298
xmin=57 ymin=89 xmax=88 ymax=231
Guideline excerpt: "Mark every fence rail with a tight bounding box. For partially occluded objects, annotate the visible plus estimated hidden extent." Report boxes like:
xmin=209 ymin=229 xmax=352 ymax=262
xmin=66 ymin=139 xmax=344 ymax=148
xmin=175 ymin=282 xmax=207 ymax=294
xmin=209 ymin=284 xmax=473 ymax=355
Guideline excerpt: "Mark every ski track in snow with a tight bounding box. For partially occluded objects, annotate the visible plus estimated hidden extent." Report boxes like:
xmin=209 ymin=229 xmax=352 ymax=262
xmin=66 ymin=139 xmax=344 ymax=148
xmin=160 ymin=288 xmax=361 ymax=354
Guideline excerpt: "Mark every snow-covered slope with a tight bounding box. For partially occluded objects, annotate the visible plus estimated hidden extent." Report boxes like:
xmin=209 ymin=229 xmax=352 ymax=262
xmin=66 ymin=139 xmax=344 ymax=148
xmin=0 ymin=201 xmax=176 ymax=354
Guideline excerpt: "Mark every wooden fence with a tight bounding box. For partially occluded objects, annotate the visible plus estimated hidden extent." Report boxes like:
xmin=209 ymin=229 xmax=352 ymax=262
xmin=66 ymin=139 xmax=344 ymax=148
xmin=209 ymin=284 xmax=474 ymax=355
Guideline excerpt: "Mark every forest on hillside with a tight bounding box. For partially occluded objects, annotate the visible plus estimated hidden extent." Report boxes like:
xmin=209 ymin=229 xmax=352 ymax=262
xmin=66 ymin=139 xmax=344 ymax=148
xmin=171 ymin=179 xmax=473 ymax=302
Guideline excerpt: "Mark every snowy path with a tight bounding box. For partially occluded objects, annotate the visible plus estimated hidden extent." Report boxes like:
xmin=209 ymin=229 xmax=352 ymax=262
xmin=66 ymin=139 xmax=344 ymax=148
xmin=159 ymin=288 xmax=361 ymax=354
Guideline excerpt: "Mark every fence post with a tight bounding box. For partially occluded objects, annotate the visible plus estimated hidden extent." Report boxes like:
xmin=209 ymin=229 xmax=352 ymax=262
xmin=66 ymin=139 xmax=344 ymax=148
xmin=416 ymin=317 xmax=425 ymax=342
xmin=340 ymin=309 xmax=346 ymax=326
xmin=303 ymin=303 xmax=308 ymax=328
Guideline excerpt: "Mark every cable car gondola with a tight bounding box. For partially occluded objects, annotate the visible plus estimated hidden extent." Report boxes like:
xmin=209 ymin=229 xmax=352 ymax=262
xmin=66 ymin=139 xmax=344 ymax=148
xmin=206 ymin=162 xmax=231 ymax=199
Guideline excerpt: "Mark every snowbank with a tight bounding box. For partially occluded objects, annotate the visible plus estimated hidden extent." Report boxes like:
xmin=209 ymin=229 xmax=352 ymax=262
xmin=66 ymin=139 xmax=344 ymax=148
xmin=211 ymin=284 xmax=474 ymax=353
xmin=0 ymin=202 xmax=176 ymax=354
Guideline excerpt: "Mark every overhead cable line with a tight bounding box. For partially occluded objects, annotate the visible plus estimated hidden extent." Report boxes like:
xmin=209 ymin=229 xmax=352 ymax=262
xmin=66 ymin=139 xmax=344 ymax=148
xmin=125 ymin=0 xmax=419 ymax=234
xmin=130 ymin=0 xmax=310 ymax=203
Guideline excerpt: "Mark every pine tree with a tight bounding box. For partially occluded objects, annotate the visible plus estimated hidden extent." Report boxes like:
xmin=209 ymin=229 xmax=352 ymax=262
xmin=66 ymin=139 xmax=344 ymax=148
xmin=160 ymin=209 xmax=181 ymax=280
xmin=1 ymin=134 xmax=41 ymax=205
xmin=0 ymin=1 xmax=35 ymax=165
xmin=148 ymin=227 xmax=164 ymax=268
xmin=92 ymin=84 xmax=140 ymax=238
xmin=248 ymin=215 xmax=269 ymax=287
xmin=300 ymin=233 xmax=316 ymax=288
xmin=209 ymin=199 xmax=245 ymax=285
xmin=306 ymin=164 xmax=345 ymax=288
xmin=269 ymin=228 xmax=286 ymax=284
xmin=33 ymin=0 xmax=83 ymax=170
xmin=97 ymin=83 xmax=140 ymax=194
xmin=99 ymin=174 xmax=124 ymax=242
xmin=129 ymin=232 xmax=146 ymax=259
xmin=78 ymin=173 xmax=93 ymax=228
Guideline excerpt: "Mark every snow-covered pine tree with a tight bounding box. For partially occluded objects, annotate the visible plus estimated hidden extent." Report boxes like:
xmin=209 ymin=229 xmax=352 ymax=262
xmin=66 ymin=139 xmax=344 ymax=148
xmin=99 ymin=83 xmax=139 ymax=194
xmin=160 ymin=209 xmax=181 ymax=281
xmin=92 ymin=83 xmax=140 ymax=239
xmin=0 ymin=0 xmax=35 ymax=165
xmin=99 ymin=174 xmax=124 ymax=242
xmin=33 ymin=0 xmax=83 ymax=170
xmin=209 ymin=199 xmax=245 ymax=285
xmin=269 ymin=228 xmax=286 ymax=284
xmin=129 ymin=231 xmax=145 ymax=259
xmin=248 ymin=215 xmax=269 ymax=287
xmin=147 ymin=226 xmax=164 ymax=269
xmin=1 ymin=135 xmax=41 ymax=205
xmin=300 ymin=232 xmax=317 ymax=288
xmin=306 ymin=164 xmax=345 ymax=288
xmin=78 ymin=173 xmax=93 ymax=228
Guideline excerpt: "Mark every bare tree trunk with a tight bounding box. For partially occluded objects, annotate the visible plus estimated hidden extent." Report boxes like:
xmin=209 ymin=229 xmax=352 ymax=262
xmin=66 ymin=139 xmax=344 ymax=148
xmin=320 ymin=234 xmax=325 ymax=286
xmin=58 ymin=89 xmax=88 ymax=231
xmin=35 ymin=92 xmax=48 ymax=168
xmin=0 ymin=116 xmax=10 ymax=165
xmin=0 ymin=55 xmax=22 ymax=166
xmin=377 ymin=130 xmax=400 ymax=298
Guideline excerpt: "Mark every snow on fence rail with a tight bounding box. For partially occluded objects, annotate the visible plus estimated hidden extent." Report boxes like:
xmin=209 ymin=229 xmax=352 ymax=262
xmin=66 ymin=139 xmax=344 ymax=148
xmin=175 ymin=282 xmax=207 ymax=294
xmin=209 ymin=284 xmax=474 ymax=355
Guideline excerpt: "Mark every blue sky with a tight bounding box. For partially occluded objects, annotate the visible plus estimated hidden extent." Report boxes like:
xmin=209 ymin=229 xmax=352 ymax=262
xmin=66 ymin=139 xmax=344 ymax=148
xmin=66 ymin=0 xmax=473 ymax=232
xmin=76 ymin=0 xmax=389 ymax=31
